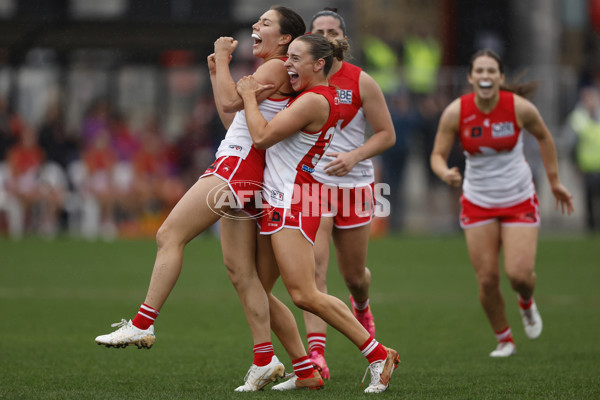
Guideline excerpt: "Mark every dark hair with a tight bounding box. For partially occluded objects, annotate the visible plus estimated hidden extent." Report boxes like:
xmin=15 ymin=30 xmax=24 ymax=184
xmin=295 ymin=34 xmax=348 ymax=76
xmin=469 ymin=49 xmax=538 ymax=99
xmin=270 ymin=6 xmax=306 ymax=51
xmin=310 ymin=7 xmax=347 ymax=36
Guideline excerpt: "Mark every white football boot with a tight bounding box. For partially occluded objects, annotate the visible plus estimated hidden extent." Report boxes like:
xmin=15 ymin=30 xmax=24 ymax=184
xmin=489 ymin=341 xmax=517 ymax=357
xmin=520 ymin=300 xmax=543 ymax=339
xmin=271 ymin=370 xmax=324 ymax=391
xmin=234 ymin=355 xmax=285 ymax=392
xmin=95 ymin=319 xmax=155 ymax=349
xmin=362 ymin=348 xmax=400 ymax=393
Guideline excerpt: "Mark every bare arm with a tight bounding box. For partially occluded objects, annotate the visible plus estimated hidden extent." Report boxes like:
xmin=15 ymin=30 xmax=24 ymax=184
xmin=323 ymin=71 xmax=396 ymax=176
xmin=236 ymin=76 xmax=330 ymax=149
xmin=207 ymin=53 xmax=235 ymax=129
xmin=213 ymin=37 xmax=286 ymax=113
xmin=515 ymin=95 xmax=574 ymax=214
xmin=430 ymin=98 xmax=462 ymax=187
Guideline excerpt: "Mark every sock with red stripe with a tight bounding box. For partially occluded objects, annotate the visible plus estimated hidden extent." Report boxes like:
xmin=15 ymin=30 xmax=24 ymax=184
xmin=131 ymin=303 xmax=159 ymax=330
xmin=518 ymin=294 xmax=533 ymax=310
xmin=353 ymin=297 xmax=370 ymax=312
xmin=307 ymin=333 xmax=326 ymax=356
xmin=495 ymin=326 xmax=515 ymax=344
xmin=359 ymin=336 xmax=388 ymax=364
xmin=253 ymin=342 xmax=275 ymax=367
xmin=292 ymin=356 xmax=314 ymax=379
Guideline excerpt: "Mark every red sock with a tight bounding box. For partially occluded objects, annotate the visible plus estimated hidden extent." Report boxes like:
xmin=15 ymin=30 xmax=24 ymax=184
xmin=359 ymin=337 xmax=388 ymax=364
xmin=253 ymin=342 xmax=275 ymax=367
xmin=307 ymin=333 xmax=326 ymax=355
xmin=495 ymin=326 xmax=514 ymax=343
xmin=518 ymin=295 xmax=533 ymax=310
xmin=131 ymin=303 xmax=159 ymax=330
xmin=292 ymin=356 xmax=314 ymax=379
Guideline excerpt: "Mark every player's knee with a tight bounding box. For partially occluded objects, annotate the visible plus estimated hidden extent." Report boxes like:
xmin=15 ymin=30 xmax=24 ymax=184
xmin=343 ymin=274 xmax=364 ymax=292
xmin=288 ymin=288 xmax=315 ymax=312
xmin=507 ymin=270 xmax=533 ymax=291
xmin=155 ymin=223 xmax=169 ymax=248
xmin=478 ymin=274 xmax=501 ymax=294
xmin=155 ymin=220 xmax=183 ymax=250
xmin=224 ymin=261 xmax=254 ymax=291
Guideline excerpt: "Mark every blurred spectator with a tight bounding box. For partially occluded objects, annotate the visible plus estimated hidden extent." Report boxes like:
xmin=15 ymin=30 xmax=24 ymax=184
xmin=131 ymin=117 xmax=185 ymax=235
xmin=38 ymin=101 xmax=80 ymax=169
xmin=176 ymin=96 xmax=223 ymax=187
xmin=382 ymin=91 xmax=419 ymax=230
xmin=566 ymin=84 xmax=600 ymax=231
xmin=0 ymin=97 xmax=25 ymax=160
xmin=81 ymin=100 xmax=110 ymax=149
xmin=109 ymin=111 xmax=140 ymax=162
xmin=361 ymin=34 xmax=401 ymax=94
xmin=401 ymin=26 xmax=441 ymax=99
xmin=418 ymin=92 xmax=463 ymax=232
xmin=3 ymin=125 xmax=66 ymax=238
xmin=81 ymin=131 xmax=119 ymax=239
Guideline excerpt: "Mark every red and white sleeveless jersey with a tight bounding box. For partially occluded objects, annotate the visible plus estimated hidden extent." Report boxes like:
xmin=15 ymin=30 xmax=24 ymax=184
xmin=312 ymin=62 xmax=373 ymax=186
xmin=216 ymin=97 xmax=290 ymax=159
xmin=459 ymin=90 xmax=534 ymax=208
xmin=263 ymin=85 xmax=340 ymax=211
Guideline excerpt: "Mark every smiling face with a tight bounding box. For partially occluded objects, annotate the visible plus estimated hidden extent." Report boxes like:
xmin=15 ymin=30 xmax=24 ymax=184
xmin=251 ymin=9 xmax=287 ymax=59
xmin=311 ymin=15 xmax=346 ymax=43
xmin=468 ymin=55 xmax=505 ymax=100
xmin=284 ymin=39 xmax=323 ymax=92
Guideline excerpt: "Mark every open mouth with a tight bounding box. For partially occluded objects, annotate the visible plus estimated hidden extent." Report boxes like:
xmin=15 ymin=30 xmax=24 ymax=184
xmin=251 ymin=33 xmax=262 ymax=45
xmin=288 ymin=71 xmax=299 ymax=85
xmin=479 ymin=81 xmax=492 ymax=89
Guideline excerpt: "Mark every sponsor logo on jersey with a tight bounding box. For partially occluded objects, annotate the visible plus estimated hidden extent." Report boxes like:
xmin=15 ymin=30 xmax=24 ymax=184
xmin=301 ymin=164 xmax=315 ymax=173
xmin=463 ymin=114 xmax=477 ymax=123
xmin=337 ymin=89 xmax=353 ymax=104
xmin=228 ymin=145 xmax=243 ymax=151
xmin=491 ymin=122 xmax=515 ymax=138
xmin=271 ymin=189 xmax=284 ymax=202
xmin=483 ymin=118 xmax=490 ymax=127
xmin=471 ymin=126 xmax=482 ymax=137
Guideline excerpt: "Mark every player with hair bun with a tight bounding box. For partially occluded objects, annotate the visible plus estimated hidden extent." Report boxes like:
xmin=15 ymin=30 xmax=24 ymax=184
xmin=237 ymin=33 xmax=400 ymax=394
xmin=301 ymin=7 xmax=396 ymax=379
xmin=95 ymin=6 xmax=306 ymax=392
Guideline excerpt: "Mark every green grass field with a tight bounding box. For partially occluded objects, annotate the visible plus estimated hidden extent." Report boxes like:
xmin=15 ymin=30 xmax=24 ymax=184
xmin=1 ymin=234 xmax=599 ymax=399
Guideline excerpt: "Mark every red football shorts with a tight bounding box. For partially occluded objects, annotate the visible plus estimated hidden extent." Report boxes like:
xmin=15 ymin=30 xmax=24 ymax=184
xmin=460 ymin=194 xmax=540 ymax=229
xmin=320 ymin=183 xmax=374 ymax=229
xmin=201 ymin=146 xmax=265 ymax=218
xmin=258 ymin=205 xmax=321 ymax=244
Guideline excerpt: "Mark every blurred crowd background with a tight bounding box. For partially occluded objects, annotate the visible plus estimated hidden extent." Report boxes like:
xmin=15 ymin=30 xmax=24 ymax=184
xmin=1 ymin=0 xmax=600 ymax=240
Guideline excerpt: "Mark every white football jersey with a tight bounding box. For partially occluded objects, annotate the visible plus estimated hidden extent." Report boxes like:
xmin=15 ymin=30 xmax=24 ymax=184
xmin=263 ymin=85 xmax=340 ymax=210
xmin=216 ymin=97 xmax=289 ymax=159
xmin=312 ymin=62 xmax=374 ymax=186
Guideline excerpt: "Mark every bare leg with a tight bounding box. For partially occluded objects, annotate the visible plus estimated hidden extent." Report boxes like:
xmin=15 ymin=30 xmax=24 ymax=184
xmin=256 ymin=234 xmax=307 ymax=360
xmin=332 ymin=223 xmax=372 ymax=303
xmin=143 ymin=175 xmax=228 ymax=309
xmin=220 ymin=213 xmax=271 ymax=345
xmin=302 ymin=217 xmax=334 ymax=337
xmin=464 ymin=221 xmax=508 ymax=332
xmin=501 ymin=225 xmax=538 ymax=298
xmin=272 ymin=229 xmax=370 ymax=347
